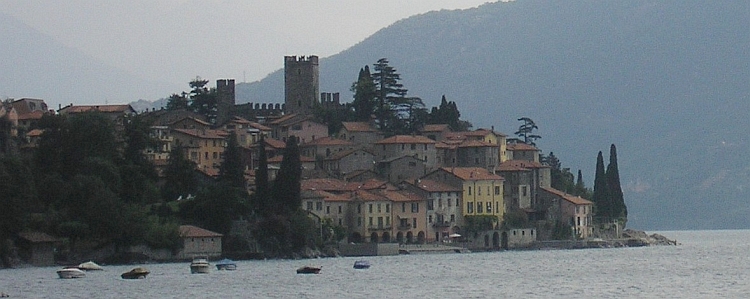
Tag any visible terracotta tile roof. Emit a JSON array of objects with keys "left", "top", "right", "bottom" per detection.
[
  {"left": 268, "top": 113, "right": 298, "bottom": 125},
  {"left": 269, "top": 114, "right": 314, "bottom": 126},
  {"left": 458, "top": 140, "right": 497, "bottom": 148},
  {"left": 351, "top": 178, "right": 390, "bottom": 190},
  {"left": 497, "top": 160, "right": 548, "bottom": 171},
  {"left": 179, "top": 225, "right": 223, "bottom": 238},
  {"left": 325, "top": 148, "right": 374, "bottom": 161},
  {"left": 409, "top": 179, "right": 462, "bottom": 192},
  {"left": 384, "top": 189, "right": 423, "bottom": 202},
  {"left": 435, "top": 142, "right": 455, "bottom": 149},
  {"left": 264, "top": 138, "right": 286, "bottom": 149},
  {"left": 315, "top": 190, "right": 351, "bottom": 202},
  {"left": 230, "top": 116, "right": 252, "bottom": 124},
  {"left": 248, "top": 122, "right": 272, "bottom": 131},
  {"left": 302, "top": 136, "right": 355, "bottom": 147},
  {"left": 352, "top": 190, "right": 388, "bottom": 202},
  {"left": 172, "top": 129, "right": 228, "bottom": 139},
  {"left": 540, "top": 187, "right": 593, "bottom": 205},
  {"left": 421, "top": 124, "right": 450, "bottom": 132},
  {"left": 439, "top": 167, "right": 504, "bottom": 181},
  {"left": 302, "top": 178, "right": 350, "bottom": 192},
  {"left": 17, "top": 110, "right": 45, "bottom": 120},
  {"left": 342, "top": 122, "right": 377, "bottom": 132},
  {"left": 18, "top": 231, "right": 59, "bottom": 243},
  {"left": 507, "top": 142, "right": 539, "bottom": 151},
  {"left": 375, "top": 135, "right": 436, "bottom": 144},
  {"left": 27, "top": 129, "right": 44, "bottom": 137},
  {"left": 268, "top": 155, "right": 315, "bottom": 163},
  {"left": 60, "top": 104, "right": 134, "bottom": 114},
  {"left": 344, "top": 169, "right": 377, "bottom": 180},
  {"left": 379, "top": 155, "right": 424, "bottom": 163}
]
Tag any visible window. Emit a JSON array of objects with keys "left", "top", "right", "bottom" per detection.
[
  {"left": 438, "top": 198, "right": 443, "bottom": 208},
  {"left": 369, "top": 217, "right": 373, "bottom": 226},
  {"left": 205, "top": 152, "right": 208, "bottom": 159},
  {"left": 386, "top": 216, "right": 390, "bottom": 225},
  {"left": 358, "top": 217, "right": 362, "bottom": 226},
  {"left": 456, "top": 198, "right": 460, "bottom": 207},
  {"left": 468, "top": 187, "right": 472, "bottom": 195},
  {"left": 411, "top": 203, "right": 419, "bottom": 213},
  {"left": 428, "top": 200, "right": 434, "bottom": 210},
  {"left": 306, "top": 202, "right": 313, "bottom": 211},
  {"left": 401, "top": 144, "right": 405, "bottom": 150},
  {"left": 447, "top": 198, "right": 452, "bottom": 206},
  {"left": 316, "top": 202, "right": 322, "bottom": 211},
  {"left": 402, "top": 203, "right": 406, "bottom": 212},
  {"left": 339, "top": 218, "right": 342, "bottom": 226},
  {"left": 338, "top": 205, "right": 342, "bottom": 214},
  {"left": 477, "top": 202, "right": 483, "bottom": 213},
  {"left": 377, "top": 203, "right": 381, "bottom": 213},
  {"left": 369, "top": 204, "right": 373, "bottom": 213},
  {"left": 411, "top": 144, "right": 416, "bottom": 150},
  {"left": 357, "top": 204, "right": 361, "bottom": 214},
  {"left": 412, "top": 218, "right": 417, "bottom": 229},
  {"left": 478, "top": 187, "right": 481, "bottom": 196},
  {"left": 386, "top": 204, "right": 390, "bottom": 213},
  {"left": 450, "top": 214, "right": 455, "bottom": 222},
  {"left": 326, "top": 206, "right": 330, "bottom": 214},
  {"left": 424, "top": 144, "right": 428, "bottom": 150},
  {"left": 467, "top": 202, "right": 474, "bottom": 214},
  {"left": 521, "top": 186, "right": 527, "bottom": 197},
  {"left": 495, "top": 186, "right": 500, "bottom": 195},
  {"left": 486, "top": 202, "right": 492, "bottom": 213},
  {"left": 377, "top": 217, "right": 383, "bottom": 228},
  {"left": 428, "top": 215, "right": 433, "bottom": 223}
]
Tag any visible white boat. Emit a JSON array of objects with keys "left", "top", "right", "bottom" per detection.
[
  {"left": 57, "top": 267, "right": 86, "bottom": 279},
  {"left": 190, "top": 258, "right": 211, "bottom": 274},
  {"left": 77, "top": 261, "right": 103, "bottom": 271},
  {"left": 215, "top": 258, "right": 237, "bottom": 271}
]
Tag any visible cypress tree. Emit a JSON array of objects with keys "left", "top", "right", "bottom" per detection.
[
  {"left": 219, "top": 133, "right": 246, "bottom": 189},
  {"left": 254, "top": 136, "right": 270, "bottom": 215},
  {"left": 271, "top": 136, "right": 301, "bottom": 216},
  {"left": 592, "top": 151, "right": 610, "bottom": 221},
  {"left": 606, "top": 144, "right": 627, "bottom": 220}
]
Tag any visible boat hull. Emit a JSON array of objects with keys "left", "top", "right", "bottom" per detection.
[
  {"left": 57, "top": 268, "right": 86, "bottom": 279},
  {"left": 121, "top": 267, "right": 150, "bottom": 279},
  {"left": 296, "top": 266, "right": 321, "bottom": 274}
]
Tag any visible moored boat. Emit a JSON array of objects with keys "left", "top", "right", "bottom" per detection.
[
  {"left": 296, "top": 266, "right": 321, "bottom": 274},
  {"left": 57, "top": 267, "right": 86, "bottom": 279},
  {"left": 215, "top": 258, "right": 237, "bottom": 271},
  {"left": 190, "top": 258, "right": 211, "bottom": 274},
  {"left": 353, "top": 260, "right": 371, "bottom": 269},
  {"left": 121, "top": 267, "right": 150, "bottom": 279},
  {"left": 77, "top": 261, "right": 103, "bottom": 271}
]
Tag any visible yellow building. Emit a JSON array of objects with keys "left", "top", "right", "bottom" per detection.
[
  {"left": 424, "top": 167, "right": 505, "bottom": 225},
  {"left": 171, "top": 129, "right": 228, "bottom": 176}
]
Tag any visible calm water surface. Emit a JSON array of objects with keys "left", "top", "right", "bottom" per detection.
[{"left": 1, "top": 230, "right": 748, "bottom": 298}]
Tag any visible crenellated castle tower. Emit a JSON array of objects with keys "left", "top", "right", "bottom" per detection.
[
  {"left": 216, "top": 79, "right": 235, "bottom": 125},
  {"left": 284, "top": 55, "right": 319, "bottom": 115}
]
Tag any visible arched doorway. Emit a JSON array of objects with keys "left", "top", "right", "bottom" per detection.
[
  {"left": 492, "top": 232, "right": 500, "bottom": 248},
  {"left": 370, "top": 232, "right": 379, "bottom": 243},
  {"left": 349, "top": 232, "right": 362, "bottom": 243},
  {"left": 382, "top": 232, "right": 391, "bottom": 243},
  {"left": 406, "top": 231, "right": 414, "bottom": 243},
  {"left": 484, "top": 234, "right": 490, "bottom": 247},
  {"left": 397, "top": 232, "right": 404, "bottom": 244},
  {"left": 417, "top": 231, "right": 425, "bottom": 244},
  {"left": 501, "top": 231, "right": 509, "bottom": 250}
]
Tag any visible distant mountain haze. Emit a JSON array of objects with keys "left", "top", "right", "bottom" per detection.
[
  {"left": 0, "top": 11, "right": 180, "bottom": 110},
  {"left": 239, "top": 1, "right": 750, "bottom": 230}
]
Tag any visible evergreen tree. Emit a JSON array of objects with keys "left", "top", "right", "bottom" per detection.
[
  {"left": 350, "top": 66, "right": 377, "bottom": 122},
  {"left": 165, "top": 92, "right": 189, "bottom": 111},
  {"left": 575, "top": 170, "right": 589, "bottom": 198},
  {"left": 592, "top": 151, "right": 611, "bottom": 222},
  {"left": 371, "top": 58, "right": 408, "bottom": 135},
  {"left": 427, "top": 95, "right": 472, "bottom": 131},
  {"left": 271, "top": 136, "right": 301, "bottom": 216},
  {"left": 606, "top": 144, "right": 627, "bottom": 221},
  {"left": 162, "top": 143, "right": 198, "bottom": 201},
  {"left": 254, "top": 136, "right": 270, "bottom": 215},
  {"left": 515, "top": 117, "right": 541, "bottom": 146},
  {"left": 188, "top": 77, "right": 218, "bottom": 124},
  {"left": 219, "top": 133, "right": 246, "bottom": 189}
]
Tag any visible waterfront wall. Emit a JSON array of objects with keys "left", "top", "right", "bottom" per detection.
[{"left": 338, "top": 243, "right": 399, "bottom": 256}]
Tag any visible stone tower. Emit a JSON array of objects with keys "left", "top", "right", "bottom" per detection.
[
  {"left": 284, "top": 55, "right": 319, "bottom": 115},
  {"left": 216, "top": 79, "right": 235, "bottom": 125}
]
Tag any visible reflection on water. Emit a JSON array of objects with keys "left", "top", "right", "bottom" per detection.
[{"left": 1, "top": 230, "right": 749, "bottom": 298}]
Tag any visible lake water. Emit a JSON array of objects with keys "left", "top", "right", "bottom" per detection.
[{"left": 1, "top": 230, "right": 749, "bottom": 298}]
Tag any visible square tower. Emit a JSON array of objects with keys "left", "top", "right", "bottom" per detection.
[{"left": 284, "top": 55, "right": 319, "bottom": 115}]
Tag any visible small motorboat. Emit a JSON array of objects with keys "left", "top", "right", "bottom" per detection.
[
  {"left": 57, "top": 267, "right": 86, "bottom": 279},
  {"left": 121, "top": 267, "right": 150, "bottom": 279},
  {"left": 296, "top": 266, "right": 321, "bottom": 274},
  {"left": 215, "top": 258, "right": 237, "bottom": 271},
  {"left": 190, "top": 257, "right": 211, "bottom": 274},
  {"left": 77, "top": 261, "right": 103, "bottom": 271},
  {"left": 353, "top": 260, "right": 371, "bottom": 269}
]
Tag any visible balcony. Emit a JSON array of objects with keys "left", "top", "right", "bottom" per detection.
[
  {"left": 367, "top": 225, "right": 391, "bottom": 231},
  {"left": 433, "top": 221, "right": 451, "bottom": 228},
  {"left": 397, "top": 223, "right": 412, "bottom": 230}
]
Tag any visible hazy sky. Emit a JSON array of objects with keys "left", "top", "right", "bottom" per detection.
[{"left": 2, "top": 0, "right": 494, "bottom": 87}]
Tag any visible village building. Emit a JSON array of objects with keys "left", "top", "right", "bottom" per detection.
[
  {"left": 401, "top": 179, "right": 463, "bottom": 243},
  {"left": 16, "top": 231, "right": 58, "bottom": 266},
  {"left": 337, "top": 121, "right": 382, "bottom": 149},
  {"left": 171, "top": 128, "right": 228, "bottom": 176},
  {"left": 423, "top": 167, "right": 505, "bottom": 227},
  {"left": 177, "top": 225, "right": 223, "bottom": 259},
  {"left": 321, "top": 148, "right": 376, "bottom": 177},
  {"left": 539, "top": 187, "right": 594, "bottom": 239},
  {"left": 267, "top": 114, "right": 327, "bottom": 144},
  {"left": 374, "top": 135, "right": 437, "bottom": 170}
]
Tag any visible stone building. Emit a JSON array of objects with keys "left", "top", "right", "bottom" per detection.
[{"left": 284, "top": 55, "right": 319, "bottom": 115}]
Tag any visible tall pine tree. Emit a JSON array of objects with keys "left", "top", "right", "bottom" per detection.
[
  {"left": 254, "top": 136, "right": 270, "bottom": 216},
  {"left": 606, "top": 144, "right": 627, "bottom": 221},
  {"left": 350, "top": 66, "right": 377, "bottom": 122},
  {"left": 271, "top": 136, "right": 301, "bottom": 216},
  {"left": 592, "top": 151, "right": 611, "bottom": 222},
  {"left": 372, "top": 58, "right": 408, "bottom": 135}
]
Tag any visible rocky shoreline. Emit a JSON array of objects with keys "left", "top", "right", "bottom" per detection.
[{"left": 525, "top": 228, "right": 678, "bottom": 250}]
